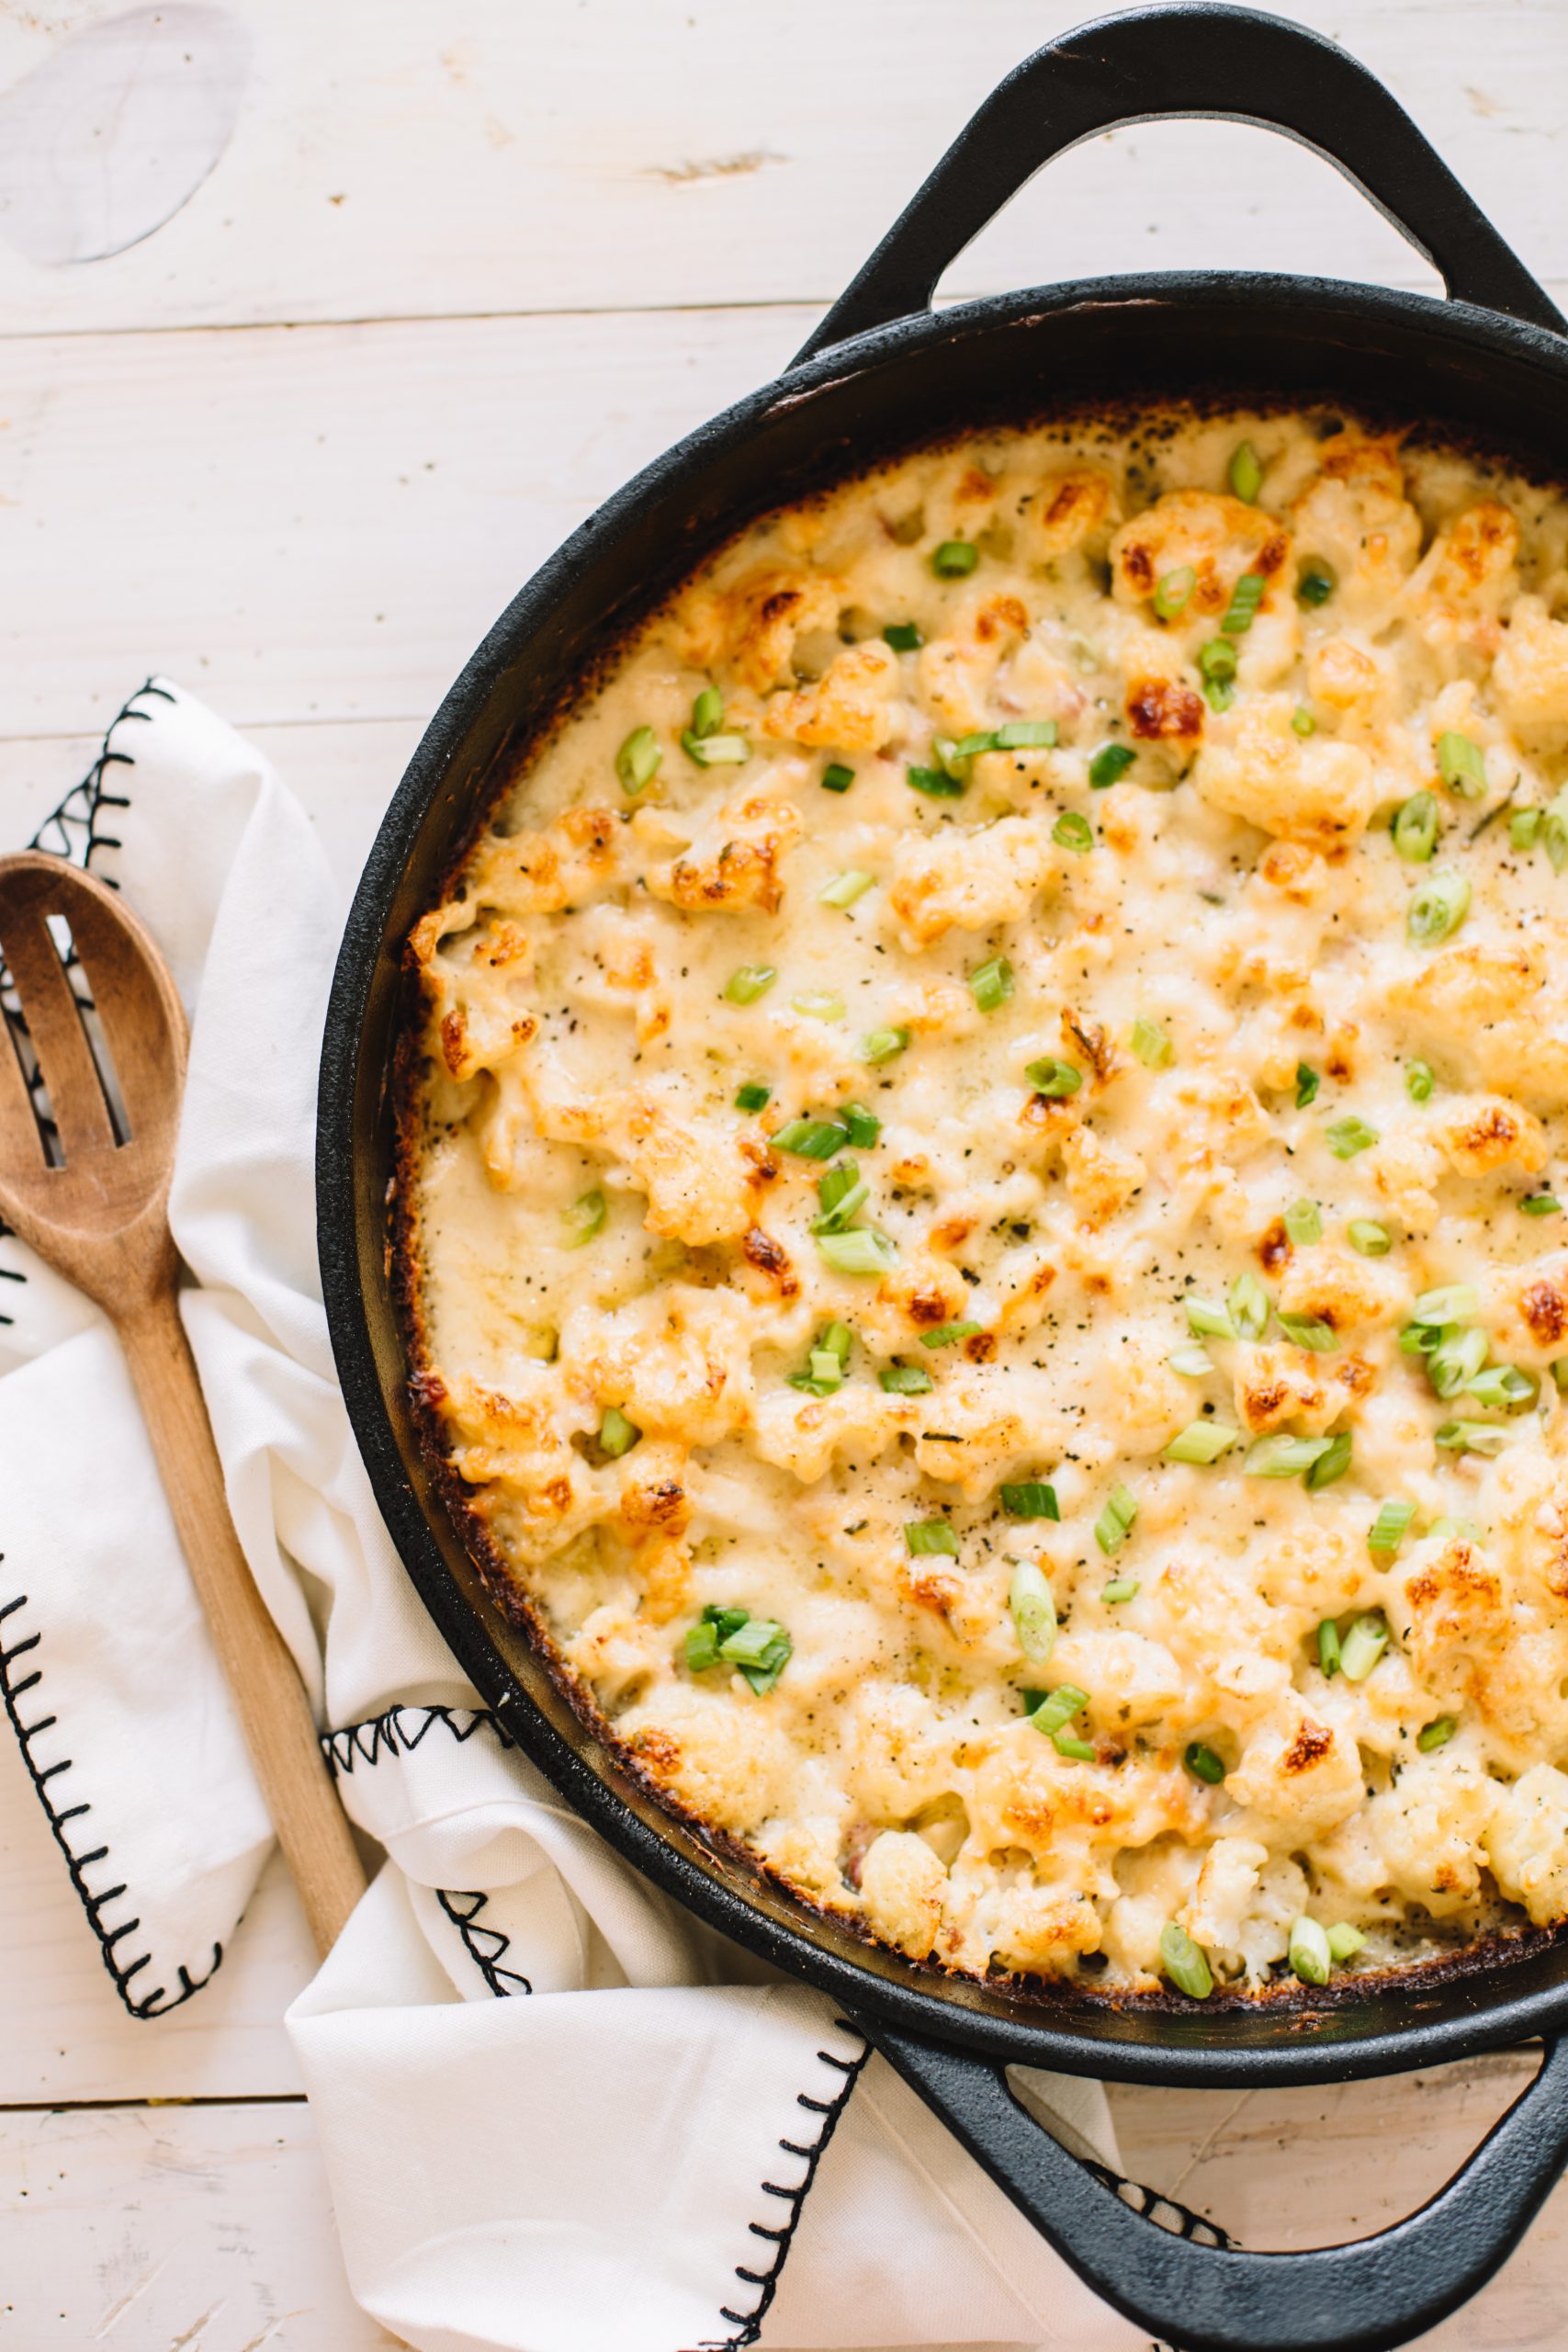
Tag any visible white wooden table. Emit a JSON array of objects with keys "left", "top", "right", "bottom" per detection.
[{"left": 4, "top": 3, "right": 1568, "bottom": 2343}]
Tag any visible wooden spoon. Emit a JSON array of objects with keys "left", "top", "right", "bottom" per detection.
[{"left": 0, "top": 852, "right": 366, "bottom": 1956}]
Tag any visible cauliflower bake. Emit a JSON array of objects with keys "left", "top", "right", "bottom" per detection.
[{"left": 397, "top": 408, "right": 1568, "bottom": 2001}]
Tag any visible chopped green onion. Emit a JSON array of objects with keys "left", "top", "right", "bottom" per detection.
[
  {"left": 734, "top": 1081, "right": 772, "bottom": 1114},
  {"left": 920, "top": 1319, "right": 982, "bottom": 1350},
  {"left": 615, "top": 724, "right": 662, "bottom": 795},
  {"left": 1339, "top": 1612, "right": 1390, "bottom": 1681},
  {"left": 1025, "top": 1057, "right": 1082, "bottom": 1099},
  {"left": 810, "top": 1169, "right": 869, "bottom": 1235},
  {"left": 1028, "top": 1684, "right": 1089, "bottom": 1735},
  {"left": 1522, "top": 1193, "right": 1562, "bottom": 1217},
  {"left": 1348, "top": 1219, "right": 1393, "bottom": 1256},
  {"left": 1165, "top": 1419, "right": 1240, "bottom": 1464},
  {"left": 684, "top": 1604, "right": 749, "bottom": 1672},
  {"left": 1054, "top": 810, "right": 1094, "bottom": 854},
  {"left": 931, "top": 538, "right": 979, "bottom": 577},
  {"left": 1246, "top": 1433, "right": 1332, "bottom": 1479},
  {"left": 840, "top": 1102, "right": 881, "bottom": 1148},
  {"left": 1229, "top": 1271, "right": 1269, "bottom": 1340},
  {"left": 1405, "top": 1060, "right": 1435, "bottom": 1102},
  {"left": 1292, "top": 706, "right": 1316, "bottom": 737},
  {"left": 1228, "top": 440, "right": 1264, "bottom": 503},
  {"left": 1393, "top": 791, "right": 1438, "bottom": 863},
  {"left": 1089, "top": 742, "right": 1136, "bottom": 788},
  {"left": 1101, "top": 1576, "right": 1141, "bottom": 1603},
  {"left": 1132, "top": 1015, "right": 1172, "bottom": 1069},
  {"left": 1154, "top": 566, "right": 1196, "bottom": 620},
  {"left": 879, "top": 1362, "right": 933, "bottom": 1395},
  {"left": 821, "top": 762, "right": 855, "bottom": 794},
  {"left": 951, "top": 730, "right": 998, "bottom": 763},
  {"left": 1009, "top": 1561, "right": 1057, "bottom": 1665},
  {"left": 1413, "top": 1283, "right": 1479, "bottom": 1326},
  {"left": 1296, "top": 1063, "right": 1320, "bottom": 1108},
  {"left": 1305, "top": 1429, "right": 1352, "bottom": 1488},
  {"left": 1510, "top": 806, "right": 1541, "bottom": 850},
  {"left": 1168, "top": 1343, "right": 1214, "bottom": 1377},
  {"left": 1427, "top": 1326, "right": 1490, "bottom": 1399},
  {"left": 1054, "top": 1732, "right": 1098, "bottom": 1761},
  {"left": 1203, "top": 676, "right": 1235, "bottom": 716},
  {"left": 1325, "top": 1115, "right": 1380, "bottom": 1159},
  {"left": 599, "top": 1407, "right": 641, "bottom": 1459},
  {"left": 1545, "top": 786, "right": 1568, "bottom": 873},
  {"left": 818, "top": 1228, "right": 897, "bottom": 1275},
  {"left": 861, "top": 1025, "right": 909, "bottom": 1065},
  {"left": 1326, "top": 1922, "right": 1365, "bottom": 1962},
  {"left": 1094, "top": 1483, "right": 1139, "bottom": 1555},
  {"left": 969, "top": 956, "right": 1015, "bottom": 1013},
  {"left": 1437, "top": 730, "right": 1486, "bottom": 798},
  {"left": 1289, "top": 1916, "right": 1332, "bottom": 1986},
  {"left": 905, "top": 1519, "right": 958, "bottom": 1556},
  {"left": 1285, "top": 1199, "right": 1323, "bottom": 1246},
  {"left": 1368, "top": 1498, "right": 1416, "bottom": 1555},
  {"left": 1430, "top": 1515, "right": 1482, "bottom": 1542},
  {"left": 818, "top": 1321, "right": 853, "bottom": 1367},
  {"left": 804, "top": 1351, "right": 845, "bottom": 1391},
  {"left": 721, "top": 1614, "right": 793, "bottom": 1694},
  {"left": 995, "top": 720, "right": 1060, "bottom": 750},
  {"left": 562, "top": 1189, "right": 606, "bottom": 1248},
  {"left": 1001, "top": 1480, "right": 1060, "bottom": 1521},
  {"left": 724, "top": 964, "right": 776, "bottom": 1005},
  {"left": 1198, "top": 637, "right": 1238, "bottom": 684},
  {"left": 1318, "top": 1618, "right": 1342, "bottom": 1678},
  {"left": 885, "top": 622, "right": 922, "bottom": 651},
  {"left": 682, "top": 729, "right": 750, "bottom": 766},
  {"left": 1279, "top": 1313, "right": 1337, "bottom": 1351},
  {"left": 771, "top": 1116, "right": 850, "bottom": 1159},
  {"left": 1554, "top": 1359, "right": 1568, "bottom": 1392},
  {"left": 908, "top": 764, "right": 965, "bottom": 798},
  {"left": 794, "top": 990, "right": 844, "bottom": 1022},
  {"left": 818, "top": 867, "right": 874, "bottom": 909},
  {"left": 1222, "top": 572, "right": 1266, "bottom": 635},
  {"left": 690, "top": 685, "right": 724, "bottom": 739},
  {"left": 1159, "top": 1922, "right": 1213, "bottom": 1999},
  {"left": 1414, "top": 1713, "right": 1460, "bottom": 1756},
  {"left": 1184, "top": 1741, "right": 1227, "bottom": 1784},
  {"left": 1407, "top": 869, "right": 1471, "bottom": 947},
  {"left": 1466, "top": 1363, "right": 1539, "bottom": 1412},
  {"left": 1186, "top": 1297, "right": 1236, "bottom": 1340},
  {"left": 1297, "top": 560, "right": 1336, "bottom": 607}
]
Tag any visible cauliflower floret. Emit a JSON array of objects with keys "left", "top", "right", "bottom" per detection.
[
  {"left": 1060, "top": 1123, "right": 1146, "bottom": 1228},
  {"left": 1228, "top": 1709, "right": 1364, "bottom": 1843},
  {"left": 1425, "top": 1092, "right": 1549, "bottom": 1180},
  {"left": 1289, "top": 434, "right": 1421, "bottom": 612},
  {"left": 886, "top": 815, "right": 1056, "bottom": 946},
  {"left": 623, "top": 1698, "right": 796, "bottom": 1837},
  {"left": 1193, "top": 697, "right": 1377, "bottom": 845},
  {"left": 859, "top": 1829, "right": 947, "bottom": 1959},
  {"left": 1484, "top": 1764, "right": 1568, "bottom": 1926},
  {"left": 1371, "top": 1767, "right": 1495, "bottom": 1918},
  {"left": 1493, "top": 594, "right": 1568, "bottom": 740},
  {"left": 671, "top": 565, "right": 846, "bottom": 692},
  {"left": 1111, "top": 489, "right": 1290, "bottom": 617},
  {"left": 761, "top": 638, "right": 901, "bottom": 752},
  {"left": 917, "top": 589, "right": 1032, "bottom": 734}
]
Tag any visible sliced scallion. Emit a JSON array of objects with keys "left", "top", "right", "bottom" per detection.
[
  {"left": 1437, "top": 730, "right": 1486, "bottom": 797},
  {"left": 1466, "top": 1363, "right": 1539, "bottom": 1412},
  {"left": 1510, "top": 806, "right": 1541, "bottom": 850},
  {"left": 995, "top": 720, "right": 1059, "bottom": 751},
  {"left": 1132, "top": 1014, "right": 1172, "bottom": 1068},
  {"left": 1228, "top": 440, "right": 1264, "bottom": 503},
  {"left": 724, "top": 964, "right": 776, "bottom": 1004},
  {"left": 1318, "top": 1618, "right": 1342, "bottom": 1678},
  {"left": 1154, "top": 566, "right": 1196, "bottom": 620},
  {"left": 1289, "top": 1916, "right": 1332, "bottom": 1986},
  {"left": 1199, "top": 637, "right": 1238, "bottom": 685},
  {"left": 817, "top": 1227, "right": 897, "bottom": 1275},
  {"left": 1393, "top": 791, "right": 1438, "bottom": 863},
  {"left": 1292, "top": 705, "right": 1316, "bottom": 737},
  {"left": 682, "top": 729, "right": 750, "bottom": 767},
  {"left": 1405, "top": 1060, "right": 1435, "bottom": 1102},
  {"left": 1339, "top": 1611, "right": 1389, "bottom": 1681},
  {"left": 1028, "top": 1683, "right": 1089, "bottom": 1736},
  {"left": 1326, "top": 1922, "right": 1365, "bottom": 1962},
  {"left": 615, "top": 724, "right": 661, "bottom": 795},
  {"left": 920, "top": 1318, "right": 982, "bottom": 1349},
  {"left": 818, "top": 867, "right": 874, "bottom": 909},
  {"left": 1348, "top": 1219, "right": 1392, "bottom": 1256},
  {"left": 1025, "top": 1057, "right": 1082, "bottom": 1098},
  {"left": 1279, "top": 1313, "right": 1337, "bottom": 1351},
  {"left": 1246, "top": 1433, "right": 1332, "bottom": 1479},
  {"left": 599, "top": 1407, "right": 641, "bottom": 1459},
  {"left": 1417, "top": 1715, "right": 1458, "bottom": 1753},
  {"left": 1009, "top": 1561, "right": 1057, "bottom": 1665},
  {"left": 1305, "top": 1429, "right": 1352, "bottom": 1488},
  {"left": 1427, "top": 1325, "right": 1489, "bottom": 1398},
  {"left": 1325, "top": 1115, "right": 1380, "bottom": 1159},
  {"left": 931, "top": 538, "right": 979, "bottom": 577},
  {"left": 1089, "top": 742, "right": 1136, "bottom": 787},
  {"left": 840, "top": 1102, "right": 881, "bottom": 1148},
  {"left": 879, "top": 1362, "right": 932, "bottom": 1395},
  {"left": 861, "top": 1025, "right": 909, "bottom": 1065},
  {"left": 1285, "top": 1198, "right": 1323, "bottom": 1246},
  {"left": 1297, "top": 560, "right": 1336, "bottom": 607},
  {"left": 1184, "top": 1741, "right": 1226, "bottom": 1784},
  {"left": 1407, "top": 868, "right": 1471, "bottom": 947},
  {"left": 1186, "top": 1297, "right": 1236, "bottom": 1340},
  {"left": 562, "top": 1189, "right": 606, "bottom": 1248},
  {"left": 1101, "top": 1576, "right": 1140, "bottom": 1602},
  {"left": 1368, "top": 1498, "right": 1416, "bottom": 1555},
  {"left": 884, "top": 622, "right": 922, "bottom": 651},
  {"left": 1545, "top": 786, "right": 1568, "bottom": 872},
  {"left": 1296, "top": 1063, "right": 1320, "bottom": 1108},
  {"left": 1229, "top": 1271, "right": 1270, "bottom": 1340},
  {"left": 969, "top": 955, "right": 1014, "bottom": 1013},
  {"left": 1222, "top": 571, "right": 1266, "bottom": 635},
  {"left": 821, "top": 761, "right": 855, "bottom": 794},
  {"left": 770, "top": 1115, "right": 850, "bottom": 1160},
  {"left": 906, "top": 1519, "right": 958, "bottom": 1555},
  {"left": 1054, "top": 1732, "right": 1097, "bottom": 1761},
  {"left": 1094, "top": 1483, "right": 1139, "bottom": 1555},
  {"left": 1054, "top": 810, "right": 1093, "bottom": 854},
  {"left": 1522, "top": 1193, "right": 1562, "bottom": 1217},
  {"left": 1168, "top": 1343, "right": 1214, "bottom": 1377},
  {"left": 1413, "top": 1283, "right": 1479, "bottom": 1326},
  {"left": 793, "top": 989, "right": 844, "bottom": 1022},
  {"left": 690, "top": 685, "right": 724, "bottom": 739},
  {"left": 1159, "top": 1922, "right": 1213, "bottom": 1999},
  {"left": 1165, "top": 1419, "right": 1239, "bottom": 1464},
  {"left": 908, "top": 763, "right": 965, "bottom": 798},
  {"left": 734, "top": 1081, "right": 772, "bottom": 1113},
  {"left": 1001, "top": 1480, "right": 1060, "bottom": 1521}
]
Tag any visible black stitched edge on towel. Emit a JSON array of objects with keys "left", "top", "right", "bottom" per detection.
[
  {"left": 0, "top": 684, "right": 227, "bottom": 2018},
  {"left": 0, "top": 1589, "right": 222, "bottom": 2018},
  {"left": 704, "top": 2017, "right": 872, "bottom": 2349},
  {"left": 321, "top": 1702, "right": 514, "bottom": 1776},
  {"left": 435, "top": 1888, "right": 534, "bottom": 1998}
]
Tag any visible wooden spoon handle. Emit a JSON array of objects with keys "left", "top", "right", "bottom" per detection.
[{"left": 118, "top": 1289, "right": 367, "bottom": 1956}]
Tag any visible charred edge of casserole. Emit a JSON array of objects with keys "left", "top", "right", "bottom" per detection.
[
  {"left": 386, "top": 1071, "right": 1568, "bottom": 2010},
  {"left": 381, "top": 392, "right": 1568, "bottom": 2011},
  {"left": 424, "top": 390, "right": 1568, "bottom": 886}
]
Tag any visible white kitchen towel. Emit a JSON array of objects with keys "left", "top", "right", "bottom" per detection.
[{"left": 0, "top": 679, "right": 1161, "bottom": 2352}]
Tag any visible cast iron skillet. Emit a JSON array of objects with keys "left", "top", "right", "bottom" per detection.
[{"left": 319, "top": 8, "right": 1568, "bottom": 2345}]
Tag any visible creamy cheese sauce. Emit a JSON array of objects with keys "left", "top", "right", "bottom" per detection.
[{"left": 400, "top": 407, "right": 1568, "bottom": 1996}]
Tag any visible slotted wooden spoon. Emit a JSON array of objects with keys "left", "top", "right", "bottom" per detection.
[{"left": 0, "top": 851, "right": 366, "bottom": 1955}]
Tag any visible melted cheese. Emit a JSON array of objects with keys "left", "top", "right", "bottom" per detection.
[{"left": 401, "top": 408, "right": 1568, "bottom": 1996}]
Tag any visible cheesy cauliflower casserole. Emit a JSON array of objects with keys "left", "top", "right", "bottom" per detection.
[{"left": 400, "top": 407, "right": 1568, "bottom": 2001}]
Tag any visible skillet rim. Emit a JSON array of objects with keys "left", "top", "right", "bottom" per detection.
[{"left": 319, "top": 266, "right": 1568, "bottom": 2086}]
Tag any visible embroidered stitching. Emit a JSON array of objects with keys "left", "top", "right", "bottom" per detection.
[
  {"left": 321, "top": 1702, "right": 513, "bottom": 1776},
  {"left": 705, "top": 2017, "right": 872, "bottom": 2347},
  {"left": 435, "top": 1888, "right": 533, "bottom": 1998},
  {"left": 0, "top": 1590, "right": 221, "bottom": 2018}
]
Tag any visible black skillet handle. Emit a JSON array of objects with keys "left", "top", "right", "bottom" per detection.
[
  {"left": 794, "top": 1, "right": 1564, "bottom": 366},
  {"left": 866, "top": 2022, "right": 1568, "bottom": 2352}
]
